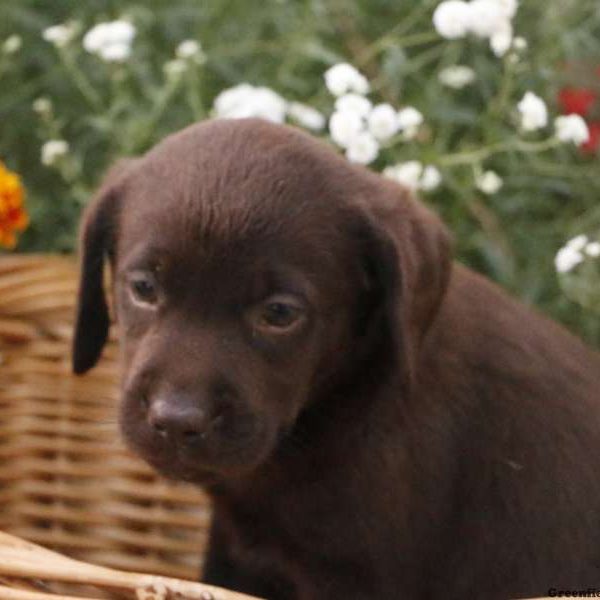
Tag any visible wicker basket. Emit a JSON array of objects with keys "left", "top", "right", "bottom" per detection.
[
  {"left": 0, "top": 254, "right": 227, "bottom": 594},
  {"left": 0, "top": 255, "right": 556, "bottom": 600}
]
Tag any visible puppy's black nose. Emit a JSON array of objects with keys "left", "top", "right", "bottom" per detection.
[{"left": 147, "top": 397, "right": 208, "bottom": 445}]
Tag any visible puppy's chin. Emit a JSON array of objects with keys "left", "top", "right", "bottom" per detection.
[{"left": 139, "top": 456, "right": 229, "bottom": 489}]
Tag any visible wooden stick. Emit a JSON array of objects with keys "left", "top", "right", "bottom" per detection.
[
  {"left": 0, "top": 531, "right": 263, "bottom": 600},
  {"left": 0, "top": 585, "right": 86, "bottom": 600}
]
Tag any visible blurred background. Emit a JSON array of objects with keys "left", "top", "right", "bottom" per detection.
[{"left": 1, "top": 0, "right": 599, "bottom": 344}]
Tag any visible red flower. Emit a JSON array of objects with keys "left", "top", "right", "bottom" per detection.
[
  {"left": 580, "top": 121, "right": 600, "bottom": 155},
  {"left": 558, "top": 87, "right": 597, "bottom": 117}
]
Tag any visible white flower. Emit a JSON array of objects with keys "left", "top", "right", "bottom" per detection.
[
  {"left": 439, "top": 65, "right": 476, "bottom": 89},
  {"left": 567, "top": 234, "right": 588, "bottom": 252},
  {"left": 507, "top": 54, "right": 520, "bottom": 66},
  {"left": 287, "top": 102, "right": 325, "bottom": 131},
  {"left": 83, "top": 20, "right": 136, "bottom": 62},
  {"left": 383, "top": 161, "right": 440, "bottom": 191},
  {"left": 329, "top": 110, "right": 365, "bottom": 148},
  {"left": 555, "top": 115, "right": 590, "bottom": 145},
  {"left": 421, "top": 166, "right": 442, "bottom": 191},
  {"left": 367, "top": 104, "right": 399, "bottom": 141},
  {"left": 99, "top": 42, "right": 131, "bottom": 61},
  {"left": 585, "top": 242, "right": 600, "bottom": 258},
  {"left": 555, "top": 233, "right": 591, "bottom": 273},
  {"left": 214, "top": 83, "right": 254, "bottom": 116},
  {"left": 32, "top": 97, "right": 52, "bottom": 115},
  {"left": 246, "top": 87, "right": 287, "bottom": 123},
  {"left": 397, "top": 107, "right": 424, "bottom": 139},
  {"left": 476, "top": 170, "right": 503, "bottom": 194},
  {"left": 495, "top": 0, "right": 519, "bottom": 19},
  {"left": 163, "top": 59, "right": 187, "bottom": 77},
  {"left": 176, "top": 39, "right": 201, "bottom": 59},
  {"left": 324, "top": 63, "right": 369, "bottom": 96},
  {"left": 397, "top": 107, "right": 423, "bottom": 129},
  {"left": 513, "top": 36, "right": 527, "bottom": 50},
  {"left": 84, "top": 21, "right": 136, "bottom": 50},
  {"left": 517, "top": 92, "right": 548, "bottom": 131},
  {"left": 213, "top": 84, "right": 287, "bottom": 123},
  {"left": 468, "top": 0, "right": 511, "bottom": 38},
  {"left": 3, "top": 35, "right": 22, "bottom": 54},
  {"left": 433, "top": 0, "right": 518, "bottom": 43},
  {"left": 335, "top": 94, "right": 372, "bottom": 118},
  {"left": 555, "top": 245, "right": 584, "bottom": 273},
  {"left": 433, "top": 1, "right": 472, "bottom": 39},
  {"left": 41, "top": 140, "right": 69, "bottom": 166},
  {"left": 384, "top": 161, "right": 423, "bottom": 190},
  {"left": 490, "top": 23, "right": 513, "bottom": 57},
  {"left": 346, "top": 132, "right": 379, "bottom": 165},
  {"left": 43, "top": 22, "right": 78, "bottom": 48}
]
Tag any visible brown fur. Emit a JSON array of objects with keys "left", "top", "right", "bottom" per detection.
[{"left": 73, "top": 118, "right": 600, "bottom": 599}]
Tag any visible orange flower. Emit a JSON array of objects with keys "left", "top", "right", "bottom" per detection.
[{"left": 0, "top": 161, "right": 29, "bottom": 249}]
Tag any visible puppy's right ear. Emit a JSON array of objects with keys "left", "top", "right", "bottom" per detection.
[
  {"left": 72, "top": 161, "right": 132, "bottom": 374},
  {"left": 353, "top": 179, "right": 453, "bottom": 394}
]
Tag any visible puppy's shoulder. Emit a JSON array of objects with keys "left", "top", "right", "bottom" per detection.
[{"left": 426, "top": 262, "right": 600, "bottom": 395}]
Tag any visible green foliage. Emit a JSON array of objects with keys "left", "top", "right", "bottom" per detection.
[{"left": 0, "top": 0, "right": 599, "bottom": 344}]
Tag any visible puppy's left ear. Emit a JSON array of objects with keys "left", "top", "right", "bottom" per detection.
[
  {"left": 356, "top": 180, "right": 453, "bottom": 392},
  {"left": 72, "top": 160, "right": 132, "bottom": 375}
]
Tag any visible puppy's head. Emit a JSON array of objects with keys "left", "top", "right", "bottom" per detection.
[{"left": 73, "top": 119, "right": 451, "bottom": 485}]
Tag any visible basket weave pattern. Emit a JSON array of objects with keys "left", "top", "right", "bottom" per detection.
[{"left": 0, "top": 255, "right": 210, "bottom": 581}]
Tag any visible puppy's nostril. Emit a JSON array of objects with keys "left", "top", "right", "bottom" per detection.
[
  {"left": 183, "top": 429, "right": 203, "bottom": 441},
  {"left": 153, "top": 421, "right": 167, "bottom": 435},
  {"left": 147, "top": 397, "right": 209, "bottom": 444}
]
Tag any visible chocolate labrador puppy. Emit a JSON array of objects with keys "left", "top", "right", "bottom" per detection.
[{"left": 73, "top": 118, "right": 600, "bottom": 600}]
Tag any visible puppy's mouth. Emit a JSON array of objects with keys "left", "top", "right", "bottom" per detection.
[
  {"left": 140, "top": 453, "right": 224, "bottom": 488},
  {"left": 119, "top": 404, "right": 279, "bottom": 486},
  {"left": 142, "top": 442, "right": 271, "bottom": 485}
]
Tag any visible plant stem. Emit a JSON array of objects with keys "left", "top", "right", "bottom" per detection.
[
  {"left": 358, "top": 0, "right": 439, "bottom": 65},
  {"left": 357, "top": 31, "right": 440, "bottom": 68},
  {"left": 487, "top": 55, "right": 518, "bottom": 119},
  {"left": 187, "top": 64, "right": 205, "bottom": 121},
  {"left": 127, "top": 77, "right": 183, "bottom": 153},
  {"left": 58, "top": 48, "right": 103, "bottom": 112},
  {"left": 439, "top": 137, "right": 563, "bottom": 166}
]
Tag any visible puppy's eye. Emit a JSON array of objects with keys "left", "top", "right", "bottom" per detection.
[
  {"left": 129, "top": 272, "right": 158, "bottom": 305},
  {"left": 263, "top": 302, "right": 299, "bottom": 327},
  {"left": 251, "top": 295, "right": 306, "bottom": 334}
]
